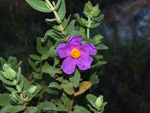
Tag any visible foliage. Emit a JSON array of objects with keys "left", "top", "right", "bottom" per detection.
[{"left": 0, "top": 0, "right": 107, "bottom": 112}]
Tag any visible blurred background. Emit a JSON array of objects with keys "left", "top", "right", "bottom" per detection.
[{"left": 0, "top": 0, "right": 150, "bottom": 113}]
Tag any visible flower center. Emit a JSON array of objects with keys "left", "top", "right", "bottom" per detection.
[{"left": 71, "top": 49, "right": 81, "bottom": 59}]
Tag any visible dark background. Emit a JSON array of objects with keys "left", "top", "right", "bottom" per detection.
[{"left": 0, "top": 0, "right": 150, "bottom": 113}]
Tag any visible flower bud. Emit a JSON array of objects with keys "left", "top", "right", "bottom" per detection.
[
  {"left": 28, "top": 85, "right": 38, "bottom": 95},
  {"left": 2, "top": 64, "right": 16, "bottom": 81},
  {"left": 95, "top": 95, "right": 103, "bottom": 108}
]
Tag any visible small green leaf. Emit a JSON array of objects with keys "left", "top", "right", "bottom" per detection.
[
  {"left": 61, "top": 83, "right": 74, "bottom": 95},
  {"left": 41, "top": 54, "right": 49, "bottom": 60},
  {"left": 22, "top": 76, "right": 30, "bottom": 91},
  {"left": 37, "top": 102, "right": 56, "bottom": 110},
  {"left": 69, "top": 69, "right": 80, "bottom": 88},
  {"left": 0, "top": 94, "right": 11, "bottom": 107},
  {"left": 47, "top": 66, "right": 62, "bottom": 78},
  {"left": 73, "top": 105, "right": 90, "bottom": 113},
  {"left": 68, "top": 20, "right": 76, "bottom": 34},
  {"left": 5, "top": 85, "right": 16, "bottom": 92},
  {"left": 30, "top": 54, "right": 42, "bottom": 61},
  {"left": 26, "top": 0, "right": 52, "bottom": 13},
  {"left": 27, "top": 106, "right": 38, "bottom": 113},
  {"left": 36, "top": 37, "right": 49, "bottom": 54},
  {"left": 0, "top": 71, "right": 16, "bottom": 86},
  {"left": 49, "top": 82, "right": 61, "bottom": 89},
  {"left": 92, "top": 14, "right": 104, "bottom": 22},
  {"left": 45, "top": 18, "right": 61, "bottom": 24},
  {"left": 74, "top": 13, "right": 85, "bottom": 27},
  {"left": 62, "top": 15, "right": 71, "bottom": 30},
  {"left": 57, "top": 0, "right": 66, "bottom": 20},
  {"left": 28, "top": 58, "right": 40, "bottom": 72},
  {"left": 92, "top": 61, "right": 107, "bottom": 68},
  {"left": 44, "top": 30, "right": 60, "bottom": 41},
  {"left": 89, "top": 20, "right": 103, "bottom": 28},
  {"left": 48, "top": 46, "right": 56, "bottom": 57},
  {"left": 89, "top": 74, "right": 99, "bottom": 86},
  {"left": 68, "top": 30, "right": 81, "bottom": 39},
  {"left": 33, "top": 72, "right": 42, "bottom": 80},
  {"left": 0, "top": 57, "right": 6, "bottom": 69},
  {"left": 55, "top": 40, "right": 66, "bottom": 48},
  {"left": 7, "top": 56, "right": 17, "bottom": 70},
  {"left": 93, "top": 34, "right": 103, "bottom": 44},
  {"left": 82, "top": 38, "right": 97, "bottom": 45},
  {"left": 53, "top": 0, "right": 62, "bottom": 11},
  {"left": 96, "top": 44, "right": 109, "bottom": 50},
  {"left": 0, "top": 106, "right": 26, "bottom": 113},
  {"left": 86, "top": 94, "right": 97, "bottom": 105}
]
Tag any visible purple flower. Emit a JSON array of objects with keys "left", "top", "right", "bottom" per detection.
[{"left": 56, "top": 35, "right": 97, "bottom": 74}]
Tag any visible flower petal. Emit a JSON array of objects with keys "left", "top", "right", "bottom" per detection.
[
  {"left": 67, "top": 35, "right": 82, "bottom": 46},
  {"left": 62, "top": 56, "right": 77, "bottom": 74},
  {"left": 56, "top": 43, "right": 72, "bottom": 58},
  {"left": 80, "top": 42, "right": 97, "bottom": 55},
  {"left": 77, "top": 54, "right": 93, "bottom": 70}
]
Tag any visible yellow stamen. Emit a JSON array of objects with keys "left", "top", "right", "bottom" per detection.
[{"left": 71, "top": 49, "right": 81, "bottom": 59}]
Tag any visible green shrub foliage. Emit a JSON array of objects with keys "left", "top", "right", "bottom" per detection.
[{"left": 0, "top": 0, "right": 107, "bottom": 112}]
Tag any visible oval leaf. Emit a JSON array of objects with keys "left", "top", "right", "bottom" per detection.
[{"left": 26, "top": 0, "right": 52, "bottom": 13}]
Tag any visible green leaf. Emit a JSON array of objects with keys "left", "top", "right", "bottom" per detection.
[
  {"left": 0, "top": 94, "right": 11, "bottom": 107},
  {"left": 48, "top": 46, "right": 56, "bottom": 57},
  {"left": 62, "top": 15, "right": 71, "bottom": 30},
  {"left": 53, "top": 0, "right": 62, "bottom": 11},
  {"left": 73, "top": 105, "right": 90, "bottom": 113},
  {"left": 27, "top": 106, "right": 38, "bottom": 113},
  {"left": 41, "top": 54, "right": 49, "bottom": 60},
  {"left": 30, "top": 54, "right": 42, "bottom": 61},
  {"left": 0, "top": 57, "right": 6, "bottom": 69},
  {"left": 92, "top": 61, "right": 107, "bottom": 68},
  {"left": 17, "top": 78, "right": 24, "bottom": 91},
  {"left": 22, "top": 76, "right": 30, "bottom": 91},
  {"left": 82, "top": 38, "right": 97, "bottom": 45},
  {"left": 96, "top": 44, "right": 109, "bottom": 50},
  {"left": 89, "top": 20, "right": 103, "bottom": 28},
  {"left": 69, "top": 69, "right": 80, "bottom": 88},
  {"left": 33, "top": 72, "right": 42, "bottom": 80},
  {"left": 68, "top": 30, "right": 81, "bottom": 39},
  {"left": 61, "top": 83, "right": 74, "bottom": 95},
  {"left": 49, "top": 82, "right": 61, "bottom": 89},
  {"left": 36, "top": 37, "right": 49, "bottom": 54},
  {"left": 93, "top": 55, "right": 103, "bottom": 61},
  {"left": 93, "top": 34, "right": 103, "bottom": 44},
  {"left": 0, "top": 106, "right": 26, "bottom": 113},
  {"left": 92, "top": 14, "right": 104, "bottom": 22},
  {"left": 55, "top": 40, "right": 66, "bottom": 48},
  {"left": 7, "top": 56, "right": 17, "bottom": 70},
  {"left": 68, "top": 20, "right": 76, "bottom": 34},
  {"left": 47, "top": 66, "right": 62, "bottom": 78},
  {"left": 62, "top": 93, "right": 72, "bottom": 111},
  {"left": 26, "top": 0, "right": 52, "bottom": 13},
  {"left": 0, "top": 71, "right": 16, "bottom": 86},
  {"left": 74, "top": 13, "right": 85, "bottom": 27},
  {"left": 86, "top": 94, "right": 97, "bottom": 105},
  {"left": 45, "top": 18, "right": 61, "bottom": 24},
  {"left": 28, "top": 58, "right": 40, "bottom": 72},
  {"left": 57, "top": 0, "right": 66, "bottom": 20},
  {"left": 37, "top": 102, "right": 56, "bottom": 110},
  {"left": 5, "top": 85, "right": 16, "bottom": 92},
  {"left": 89, "top": 74, "right": 99, "bottom": 86},
  {"left": 54, "top": 57, "right": 60, "bottom": 67},
  {"left": 55, "top": 102, "right": 66, "bottom": 111},
  {"left": 44, "top": 30, "right": 60, "bottom": 41}
]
